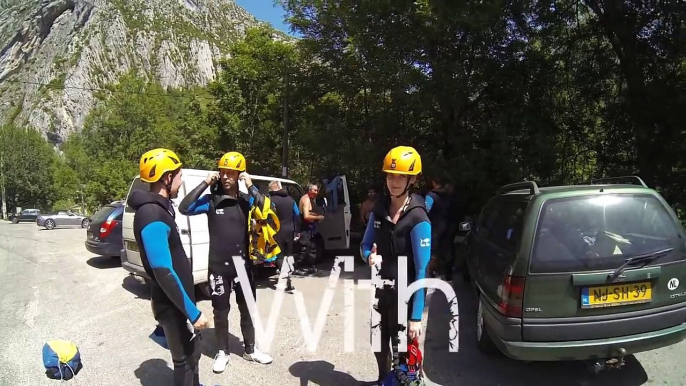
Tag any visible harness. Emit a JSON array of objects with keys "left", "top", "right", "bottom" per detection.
[{"left": 248, "top": 196, "right": 281, "bottom": 264}]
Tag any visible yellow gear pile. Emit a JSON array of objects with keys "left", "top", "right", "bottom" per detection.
[{"left": 248, "top": 196, "right": 281, "bottom": 264}]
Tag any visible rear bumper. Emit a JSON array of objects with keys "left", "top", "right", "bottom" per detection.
[
  {"left": 85, "top": 240, "right": 121, "bottom": 257},
  {"left": 494, "top": 322, "right": 686, "bottom": 361}
]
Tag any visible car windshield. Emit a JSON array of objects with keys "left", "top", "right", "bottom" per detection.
[{"left": 530, "top": 194, "right": 686, "bottom": 273}]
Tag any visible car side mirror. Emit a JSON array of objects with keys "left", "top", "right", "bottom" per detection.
[{"left": 459, "top": 222, "right": 472, "bottom": 232}]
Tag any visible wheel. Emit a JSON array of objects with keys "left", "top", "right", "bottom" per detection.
[
  {"left": 81, "top": 218, "right": 89, "bottom": 228},
  {"left": 476, "top": 297, "right": 498, "bottom": 354},
  {"left": 44, "top": 219, "right": 55, "bottom": 230},
  {"left": 11, "top": 217, "right": 18, "bottom": 224}
]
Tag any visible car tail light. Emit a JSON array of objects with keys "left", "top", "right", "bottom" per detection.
[
  {"left": 498, "top": 275, "right": 525, "bottom": 317},
  {"left": 100, "top": 220, "right": 118, "bottom": 239}
]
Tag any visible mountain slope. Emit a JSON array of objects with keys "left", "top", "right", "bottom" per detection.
[{"left": 0, "top": 0, "right": 261, "bottom": 143}]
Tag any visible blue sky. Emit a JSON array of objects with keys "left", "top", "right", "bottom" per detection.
[{"left": 235, "top": 0, "right": 301, "bottom": 37}]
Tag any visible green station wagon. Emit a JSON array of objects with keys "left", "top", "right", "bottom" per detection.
[{"left": 463, "top": 176, "right": 686, "bottom": 370}]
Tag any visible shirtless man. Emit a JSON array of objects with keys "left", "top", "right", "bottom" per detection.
[{"left": 296, "top": 183, "right": 325, "bottom": 275}]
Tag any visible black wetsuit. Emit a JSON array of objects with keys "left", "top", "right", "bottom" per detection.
[
  {"left": 360, "top": 193, "right": 432, "bottom": 382},
  {"left": 268, "top": 189, "right": 301, "bottom": 269},
  {"left": 129, "top": 190, "right": 201, "bottom": 386},
  {"left": 179, "top": 182, "right": 267, "bottom": 355}
]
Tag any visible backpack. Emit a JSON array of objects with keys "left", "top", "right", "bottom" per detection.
[{"left": 42, "top": 340, "right": 83, "bottom": 380}]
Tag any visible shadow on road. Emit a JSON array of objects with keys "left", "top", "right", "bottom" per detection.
[
  {"left": 421, "top": 279, "right": 649, "bottom": 386},
  {"left": 86, "top": 256, "right": 121, "bottom": 269},
  {"left": 197, "top": 328, "right": 244, "bottom": 359},
  {"left": 122, "top": 275, "right": 151, "bottom": 300},
  {"left": 289, "top": 360, "right": 363, "bottom": 386},
  {"left": 134, "top": 358, "right": 173, "bottom": 386}
]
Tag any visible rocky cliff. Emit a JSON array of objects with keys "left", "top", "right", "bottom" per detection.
[{"left": 0, "top": 0, "right": 261, "bottom": 143}]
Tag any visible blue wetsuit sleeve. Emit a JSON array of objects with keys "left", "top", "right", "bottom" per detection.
[
  {"left": 360, "top": 212, "right": 376, "bottom": 262},
  {"left": 141, "top": 221, "right": 201, "bottom": 323},
  {"left": 178, "top": 181, "right": 211, "bottom": 215},
  {"left": 293, "top": 201, "right": 301, "bottom": 233},
  {"left": 425, "top": 193, "right": 435, "bottom": 213},
  {"left": 409, "top": 220, "right": 432, "bottom": 321}
]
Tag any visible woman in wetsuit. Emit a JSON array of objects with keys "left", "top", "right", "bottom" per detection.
[{"left": 360, "top": 146, "right": 432, "bottom": 384}]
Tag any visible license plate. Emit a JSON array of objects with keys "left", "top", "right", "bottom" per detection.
[{"left": 581, "top": 282, "right": 652, "bottom": 309}]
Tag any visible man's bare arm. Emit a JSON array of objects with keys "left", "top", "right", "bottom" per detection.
[{"left": 301, "top": 196, "right": 323, "bottom": 222}]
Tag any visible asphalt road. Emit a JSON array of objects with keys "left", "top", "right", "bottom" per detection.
[{"left": 0, "top": 220, "right": 685, "bottom": 385}]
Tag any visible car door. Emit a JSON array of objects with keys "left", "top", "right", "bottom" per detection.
[
  {"left": 20, "top": 210, "right": 32, "bottom": 222},
  {"left": 313, "top": 175, "right": 351, "bottom": 250}
]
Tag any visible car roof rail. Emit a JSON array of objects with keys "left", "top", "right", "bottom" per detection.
[
  {"left": 589, "top": 176, "right": 647, "bottom": 188},
  {"left": 498, "top": 181, "right": 540, "bottom": 195}
]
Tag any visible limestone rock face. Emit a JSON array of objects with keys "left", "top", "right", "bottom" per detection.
[{"left": 0, "top": 0, "right": 260, "bottom": 143}]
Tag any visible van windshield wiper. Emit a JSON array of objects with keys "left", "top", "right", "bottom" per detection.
[{"left": 608, "top": 247, "right": 674, "bottom": 282}]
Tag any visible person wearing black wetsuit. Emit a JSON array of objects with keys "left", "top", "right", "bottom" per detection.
[
  {"left": 296, "top": 184, "right": 324, "bottom": 275},
  {"left": 129, "top": 148, "right": 210, "bottom": 386},
  {"left": 178, "top": 151, "right": 273, "bottom": 375},
  {"left": 361, "top": 146, "right": 431, "bottom": 385},
  {"left": 268, "top": 180, "right": 300, "bottom": 292},
  {"left": 425, "top": 178, "right": 451, "bottom": 279}
]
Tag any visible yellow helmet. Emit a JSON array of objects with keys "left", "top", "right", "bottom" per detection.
[
  {"left": 382, "top": 146, "right": 422, "bottom": 176},
  {"left": 139, "top": 148, "right": 182, "bottom": 183},
  {"left": 218, "top": 151, "right": 246, "bottom": 172}
]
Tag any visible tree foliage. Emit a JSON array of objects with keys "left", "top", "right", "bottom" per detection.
[{"left": 1, "top": 1, "right": 684, "bottom": 221}]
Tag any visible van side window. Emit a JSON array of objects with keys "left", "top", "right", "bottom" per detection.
[{"left": 488, "top": 201, "right": 528, "bottom": 252}]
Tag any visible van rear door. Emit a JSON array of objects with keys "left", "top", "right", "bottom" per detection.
[
  {"left": 522, "top": 191, "right": 686, "bottom": 342},
  {"left": 315, "top": 175, "right": 351, "bottom": 250}
]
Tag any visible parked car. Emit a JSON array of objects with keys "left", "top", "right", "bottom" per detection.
[
  {"left": 85, "top": 201, "right": 124, "bottom": 258},
  {"left": 37, "top": 210, "right": 89, "bottom": 230},
  {"left": 9, "top": 209, "right": 40, "bottom": 223},
  {"left": 463, "top": 176, "right": 686, "bottom": 372},
  {"left": 121, "top": 168, "right": 352, "bottom": 296}
]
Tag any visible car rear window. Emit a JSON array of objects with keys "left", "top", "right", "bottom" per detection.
[
  {"left": 530, "top": 194, "right": 686, "bottom": 273},
  {"left": 91, "top": 205, "right": 119, "bottom": 223}
]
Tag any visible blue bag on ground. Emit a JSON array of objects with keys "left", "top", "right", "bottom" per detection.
[{"left": 42, "top": 340, "right": 83, "bottom": 380}]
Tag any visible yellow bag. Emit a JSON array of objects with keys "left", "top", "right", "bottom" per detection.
[{"left": 248, "top": 196, "right": 281, "bottom": 264}]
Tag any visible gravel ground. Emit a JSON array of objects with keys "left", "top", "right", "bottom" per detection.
[{"left": 0, "top": 220, "right": 684, "bottom": 385}]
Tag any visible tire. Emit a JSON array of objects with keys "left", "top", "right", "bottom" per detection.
[
  {"left": 476, "top": 296, "right": 498, "bottom": 355},
  {"left": 11, "top": 217, "right": 18, "bottom": 224},
  {"left": 81, "top": 218, "right": 89, "bottom": 228},
  {"left": 44, "top": 219, "right": 55, "bottom": 230}
]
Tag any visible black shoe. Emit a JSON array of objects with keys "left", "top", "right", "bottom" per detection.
[
  {"left": 286, "top": 279, "right": 295, "bottom": 292},
  {"left": 307, "top": 267, "right": 317, "bottom": 276},
  {"left": 293, "top": 269, "right": 309, "bottom": 276}
]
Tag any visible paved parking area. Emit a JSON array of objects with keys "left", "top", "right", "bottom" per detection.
[{"left": 0, "top": 220, "right": 685, "bottom": 385}]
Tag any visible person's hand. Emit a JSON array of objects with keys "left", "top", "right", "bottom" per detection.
[
  {"left": 239, "top": 172, "right": 253, "bottom": 188},
  {"left": 408, "top": 320, "right": 422, "bottom": 340},
  {"left": 368, "top": 243, "right": 379, "bottom": 266},
  {"left": 205, "top": 172, "right": 219, "bottom": 185},
  {"left": 294, "top": 233, "right": 300, "bottom": 241},
  {"left": 318, "top": 214, "right": 325, "bottom": 221},
  {"left": 193, "top": 313, "right": 211, "bottom": 330}
]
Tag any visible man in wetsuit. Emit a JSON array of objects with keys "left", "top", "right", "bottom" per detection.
[
  {"left": 178, "top": 151, "right": 273, "bottom": 375},
  {"left": 296, "top": 183, "right": 324, "bottom": 276},
  {"left": 129, "top": 148, "right": 210, "bottom": 386},
  {"left": 268, "top": 180, "right": 300, "bottom": 292}
]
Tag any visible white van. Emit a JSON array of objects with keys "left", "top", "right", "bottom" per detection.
[{"left": 121, "top": 169, "right": 351, "bottom": 294}]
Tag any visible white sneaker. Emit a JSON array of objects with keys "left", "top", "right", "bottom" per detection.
[
  {"left": 243, "top": 348, "right": 273, "bottom": 364},
  {"left": 212, "top": 350, "right": 230, "bottom": 373}
]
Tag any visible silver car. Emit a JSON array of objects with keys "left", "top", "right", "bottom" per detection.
[{"left": 37, "top": 210, "right": 89, "bottom": 230}]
